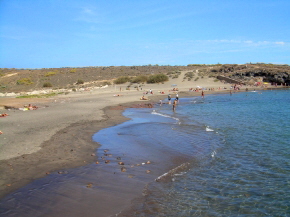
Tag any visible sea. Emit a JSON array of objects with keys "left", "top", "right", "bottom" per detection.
[
  {"left": 114, "top": 89, "right": 290, "bottom": 216},
  {"left": 1, "top": 89, "right": 289, "bottom": 217}
]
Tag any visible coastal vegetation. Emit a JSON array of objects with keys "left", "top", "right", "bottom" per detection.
[
  {"left": 1, "top": 63, "right": 289, "bottom": 93},
  {"left": 16, "top": 92, "right": 62, "bottom": 98},
  {"left": 16, "top": 78, "right": 33, "bottom": 85},
  {"left": 43, "top": 82, "right": 52, "bottom": 87},
  {"left": 45, "top": 71, "right": 57, "bottom": 77}
]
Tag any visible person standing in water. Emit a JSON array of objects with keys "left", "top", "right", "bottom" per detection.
[
  {"left": 201, "top": 91, "right": 204, "bottom": 98},
  {"left": 173, "top": 99, "right": 177, "bottom": 111},
  {"left": 168, "top": 94, "right": 171, "bottom": 104}
]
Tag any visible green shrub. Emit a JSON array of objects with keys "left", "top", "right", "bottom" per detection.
[
  {"left": 45, "top": 71, "right": 57, "bottom": 77},
  {"left": 16, "top": 93, "right": 58, "bottom": 98},
  {"left": 17, "top": 78, "right": 33, "bottom": 85},
  {"left": 70, "top": 68, "right": 77, "bottom": 73},
  {"left": 131, "top": 75, "right": 148, "bottom": 83},
  {"left": 102, "top": 81, "right": 111, "bottom": 86},
  {"left": 147, "top": 74, "right": 168, "bottom": 83},
  {"left": 76, "top": 79, "right": 84, "bottom": 84},
  {"left": 43, "top": 82, "right": 52, "bottom": 87},
  {"left": 194, "top": 77, "right": 199, "bottom": 81},
  {"left": 114, "top": 76, "right": 131, "bottom": 84},
  {"left": 184, "top": 71, "right": 194, "bottom": 79},
  {"left": 172, "top": 74, "right": 179, "bottom": 79}
]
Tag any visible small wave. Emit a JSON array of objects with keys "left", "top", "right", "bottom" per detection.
[
  {"left": 206, "top": 126, "right": 214, "bottom": 132},
  {"left": 211, "top": 150, "right": 217, "bottom": 158},
  {"left": 151, "top": 110, "right": 180, "bottom": 122},
  {"left": 155, "top": 162, "right": 190, "bottom": 182}
]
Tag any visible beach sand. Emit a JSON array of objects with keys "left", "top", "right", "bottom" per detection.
[{"left": 0, "top": 74, "right": 277, "bottom": 216}]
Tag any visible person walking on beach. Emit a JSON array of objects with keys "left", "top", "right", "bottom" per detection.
[
  {"left": 173, "top": 99, "right": 177, "bottom": 111},
  {"left": 168, "top": 94, "right": 171, "bottom": 104}
]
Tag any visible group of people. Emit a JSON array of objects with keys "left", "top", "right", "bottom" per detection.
[
  {"left": 168, "top": 93, "right": 179, "bottom": 111},
  {"left": 141, "top": 87, "right": 206, "bottom": 111}
]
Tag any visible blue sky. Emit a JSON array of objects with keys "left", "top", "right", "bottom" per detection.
[{"left": 0, "top": 0, "right": 289, "bottom": 68}]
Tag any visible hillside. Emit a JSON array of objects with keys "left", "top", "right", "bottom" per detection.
[{"left": 0, "top": 64, "right": 289, "bottom": 93}]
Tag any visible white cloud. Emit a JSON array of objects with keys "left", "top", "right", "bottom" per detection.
[
  {"left": 275, "top": 41, "right": 285, "bottom": 45},
  {"left": 198, "top": 39, "right": 287, "bottom": 47}
]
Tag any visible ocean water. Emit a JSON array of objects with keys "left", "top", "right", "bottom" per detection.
[
  {"left": 1, "top": 89, "right": 289, "bottom": 217},
  {"left": 114, "top": 89, "right": 290, "bottom": 216}
]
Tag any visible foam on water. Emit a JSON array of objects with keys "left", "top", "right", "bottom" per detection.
[{"left": 151, "top": 109, "right": 180, "bottom": 122}]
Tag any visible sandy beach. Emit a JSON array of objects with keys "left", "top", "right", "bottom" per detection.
[{"left": 0, "top": 73, "right": 279, "bottom": 216}]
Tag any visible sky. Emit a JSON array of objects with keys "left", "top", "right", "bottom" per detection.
[{"left": 0, "top": 0, "right": 289, "bottom": 68}]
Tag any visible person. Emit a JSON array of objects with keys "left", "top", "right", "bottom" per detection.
[
  {"left": 140, "top": 95, "right": 148, "bottom": 100},
  {"left": 173, "top": 99, "right": 177, "bottom": 111},
  {"left": 201, "top": 91, "right": 204, "bottom": 98},
  {"left": 168, "top": 94, "right": 171, "bottom": 104},
  {"left": 176, "top": 93, "right": 179, "bottom": 101}
]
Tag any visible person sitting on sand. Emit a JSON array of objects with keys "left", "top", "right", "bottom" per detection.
[
  {"left": 27, "top": 104, "right": 38, "bottom": 110},
  {"left": 140, "top": 95, "right": 148, "bottom": 100}
]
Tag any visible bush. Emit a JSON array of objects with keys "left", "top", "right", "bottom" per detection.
[
  {"left": 184, "top": 71, "right": 194, "bottom": 79},
  {"left": 76, "top": 79, "right": 84, "bottom": 84},
  {"left": 194, "top": 77, "right": 199, "bottom": 81},
  {"left": 70, "top": 68, "right": 77, "bottom": 73},
  {"left": 102, "top": 81, "right": 111, "bottom": 86},
  {"left": 147, "top": 74, "right": 168, "bottom": 83},
  {"left": 131, "top": 75, "right": 148, "bottom": 83},
  {"left": 17, "top": 78, "right": 33, "bottom": 85},
  {"left": 45, "top": 71, "right": 57, "bottom": 77},
  {"left": 114, "top": 76, "right": 131, "bottom": 84},
  {"left": 43, "top": 82, "right": 52, "bottom": 87}
]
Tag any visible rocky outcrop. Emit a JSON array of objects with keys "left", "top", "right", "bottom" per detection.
[{"left": 212, "top": 64, "right": 290, "bottom": 85}]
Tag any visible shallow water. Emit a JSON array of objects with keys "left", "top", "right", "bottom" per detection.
[
  {"left": 119, "top": 89, "right": 290, "bottom": 216},
  {"left": 1, "top": 89, "right": 289, "bottom": 217}
]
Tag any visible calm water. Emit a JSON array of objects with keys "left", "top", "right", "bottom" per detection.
[
  {"left": 115, "top": 89, "right": 290, "bottom": 216},
  {"left": 1, "top": 89, "right": 289, "bottom": 217}
]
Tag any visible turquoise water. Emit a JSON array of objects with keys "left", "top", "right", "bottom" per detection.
[{"left": 117, "top": 89, "right": 290, "bottom": 216}]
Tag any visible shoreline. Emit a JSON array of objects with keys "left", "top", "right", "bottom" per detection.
[{"left": 0, "top": 83, "right": 286, "bottom": 215}]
